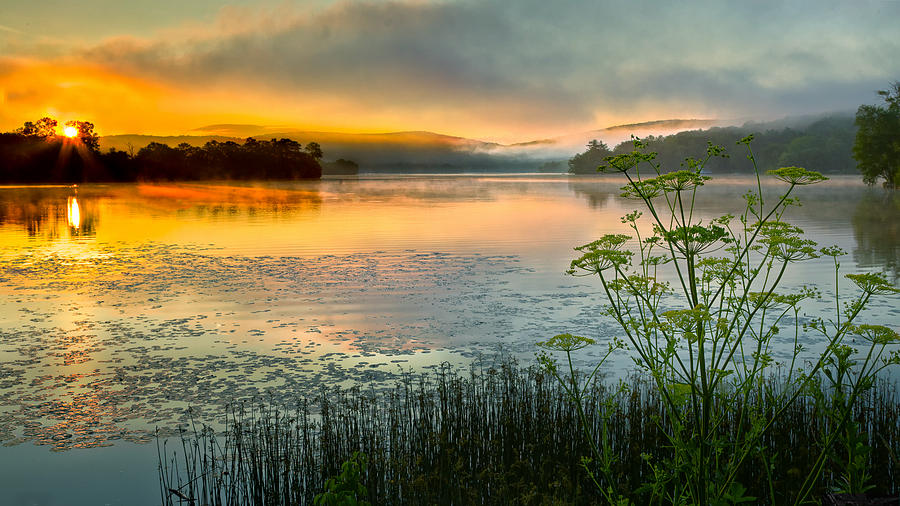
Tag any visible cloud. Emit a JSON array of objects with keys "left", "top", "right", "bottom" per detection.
[{"left": 6, "top": 0, "right": 900, "bottom": 138}]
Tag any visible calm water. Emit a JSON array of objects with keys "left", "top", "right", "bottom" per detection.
[{"left": 0, "top": 174, "right": 897, "bottom": 505}]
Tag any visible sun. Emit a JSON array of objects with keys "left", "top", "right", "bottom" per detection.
[{"left": 63, "top": 125, "right": 78, "bottom": 138}]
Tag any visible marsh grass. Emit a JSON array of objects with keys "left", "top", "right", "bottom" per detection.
[{"left": 159, "top": 359, "right": 900, "bottom": 505}]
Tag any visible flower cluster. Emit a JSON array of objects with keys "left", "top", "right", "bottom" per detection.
[
  {"left": 569, "top": 234, "right": 633, "bottom": 275},
  {"left": 767, "top": 166, "right": 828, "bottom": 185},
  {"left": 845, "top": 273, "right": 899, "bottom": 295},
  {"left": 753, "top": 221, "right": 818, "bottom": 261}
]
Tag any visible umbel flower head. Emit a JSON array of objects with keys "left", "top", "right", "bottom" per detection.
[
  {"left": 752, "top": 221, "right": 818, "bottom": 261},
  {"left": 618, "top": 170, "right": 711, "bottom": 200},
  {"left": 601, "top": 153, "right": 641, "bottom": 173},
  {"left": 537, "top": 333, "right": 596, "bottom": 352},
  {"left": 620, "top": 179, "right": 663, "bottom": 200},
  {"left": 600, "top": 136, "right": 658, "bottom": 174},
  {"left": 569, "top": 234, "right": 633, "bottom": 275},
  {"left": 850, "top": 324, "right": 900, "bottom": 345},
  {"left": 654, "top": 170, "right": 711, "bottom": 192},
  {"left": 662, "top": 305, "right": 712, "bottom": 332},
  {"left": 767, "top": 166, "right": 828, "bottom": 185},
  {"left": 661, "top": 223, "right": 731, "bottom": 256},
  {"left": 845, "top": 272, "right": 899, "bottom": 295}
]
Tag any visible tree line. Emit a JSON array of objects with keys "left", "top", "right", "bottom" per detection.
[
  {"left": 569, "top": 81, "right": 899, "bottom": 189},
  {"left": 0, "top": 118, "right": 323, "bottom": 183},
  {"left": 568, "top": 115, "right": 857, "bottom": 175},
  {"left": 854, "top": 81, "right": 900, "bottom": 188}
]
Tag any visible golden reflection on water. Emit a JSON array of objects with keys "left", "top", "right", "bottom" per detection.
[
  {"left": 67, "top": 196, "right": 80, "bottom": 230},
  {"left": 0, "top": 180, "right": 605, "bottom": 257},
  {"left": 0, "top": 176, "right": 897, "bottom": 451}
]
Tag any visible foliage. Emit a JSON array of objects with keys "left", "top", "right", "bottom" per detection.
[
  {"left": 17, "top": 116, "right": 59, "bottom": 138},
  {"left": 65, "top": 120, "right": 100, "bottom": 152},
  {"left": 853, "top": 81, "right": 900, "bottom": 189},
  {"left": 566, "top": 116, "right": 858, "bottom": 176},
  {"left": 314, "top": 453, "right": 371, "bottom": 506},
  {"left": 159, "top": 357, "right": 900, "bottom": 505},
  {"left": 135, "top": 137, "right": 321, "bottom": 180},
  {"left": 159, "top": 360, "right": 616, "bottom": 506},
  {"left": 322, "top": 158, "right": 360, "bottom": 175},
  {"left": 0, "top": 118, "right": 323, "bottom": 182},
  {"left": 542, "top": 136, "right": 900, "bottom": 504},
  {"left": 569, "top": 140, "right": 613, "bottom": 174}
]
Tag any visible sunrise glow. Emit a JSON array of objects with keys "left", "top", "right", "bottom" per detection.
[
  {"left": 0, "top": 2, "right": 899, "bottom": 505},
  {"left": 1, "top": 2, "right": 896, "bottom": 142},
  {"left": 66, "top": 196, "right": 81, "bottom": 228}
]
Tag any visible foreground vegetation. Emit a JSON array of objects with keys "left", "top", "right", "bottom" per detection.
[
  {"left": 158, "top": 359, "right": 900, "bottom": 505},
  {"left": 548, "top": 133, "right": 900, "bottom": 505},
  {"left": 158, "top": 135, "right": 899, "bottom": 505}
]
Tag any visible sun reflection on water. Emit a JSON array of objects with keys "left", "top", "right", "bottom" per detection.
[{"left": 67, "top": 196, "right": 81, "bottom": 230}]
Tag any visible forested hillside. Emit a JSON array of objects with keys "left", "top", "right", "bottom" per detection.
[{"left": 569, "top": 115, "right": 856, "bottom": 174}]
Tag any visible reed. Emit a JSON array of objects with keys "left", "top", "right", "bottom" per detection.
[{"left": 158, "top": 358, "right": 900, "bottom": 505}]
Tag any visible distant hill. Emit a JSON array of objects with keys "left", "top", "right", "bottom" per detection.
[
  {"left": 98, "top": 114, "right": 852, "bottom": 173},
  {"left": 567, "top": 113, "right": 858, "bottom": 175},
  {"left": 99, "top": 130, "right": 517, "bottom": 172},
  {"left": 511, "top": 119, "right": 723, "bottom": 158}
]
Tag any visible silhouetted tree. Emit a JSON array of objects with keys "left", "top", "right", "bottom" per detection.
[
  {"left": 305, "top": 142, "right": 323, "bottom": 160},
  {"left": 65, "top": 120, "right": 100, "bottom": 153},
  {"left": 1, "top": 121, "right": 324, "bottom": 183},
  {"left": 136, "top": 142, "right": 183, "bottom": 180},
  {"left": 853, "top": 81, "right": 900, "bottom": 188},
  {"left": 17, "top": 117, "right": 58, "bottom": 138},
  {"left": 568, "top": 139, "right": 612, "bottom": 174}
]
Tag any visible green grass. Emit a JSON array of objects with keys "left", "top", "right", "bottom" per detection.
[{"left": 158, "top": 358, "right": 900, "bottom": 505}]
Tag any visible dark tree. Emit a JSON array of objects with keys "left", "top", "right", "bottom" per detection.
[
  {"left": 2, "top": 119, "right": 322, "bottom": 182},
  {"left": 66, "top": 120, "right": 100, "bottom": 153},
  {"left": 16, "top": 117, "right": 58, "bottom": 138},
  {"left": 595, "top": 116, "right": 857, "bottom": 175},
  {"left": 853, "top": 81, "right": 900, "bottom": 188},
  {"left": 322, "top": 158, "right": 359, "bottom": 175},
  {"left": 568, "top": 139, "right": 613, "bottom": 174},
  {"left": 305, "top": 142, "right": 323, "bottom": 160}
]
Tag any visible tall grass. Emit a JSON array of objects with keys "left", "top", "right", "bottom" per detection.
[{"left": 158, "top": 359, "right": 900, "bottom": 505}]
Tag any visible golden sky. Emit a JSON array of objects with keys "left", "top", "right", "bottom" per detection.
[{"left": 1, "top": 0, "right": 899, "bottom": 142}]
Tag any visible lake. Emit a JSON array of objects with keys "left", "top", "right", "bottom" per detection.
[{"left": 0, "top": 174, "right": 897, "bottom": 505}]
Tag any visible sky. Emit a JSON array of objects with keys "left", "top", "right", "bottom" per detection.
[{"left": 1, "top": 0, "right": 899, "bottom": 142}]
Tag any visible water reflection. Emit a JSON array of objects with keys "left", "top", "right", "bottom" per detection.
[
  {"left": 0, "top": 183, "right": 324, "bottom": 246},
  {"left": 0, "top": 189, "right": 59, "bottom": 238},
  {"left": 567, "top": 178, "right": 618, "bottom": 209},
  {"left": 853, "top": 189, "right": 900, "bottom": 279},
  {"left": 0, "top": 188, "right": 97, "bottom": 239},
  {"left": 67, "top": 197, "right": 80, "bottom": 230},
  {"left": 0, "top": 176, "right": 896, "bottom": 453}
]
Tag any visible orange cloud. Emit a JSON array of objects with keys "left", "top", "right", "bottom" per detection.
[
  {"left": 0, "top": 55, "right": 492, "bottom": 139},
  {"left": 0, "top": 58, "right": 170, "bottom": 135},
  {"left": 0, "top": 54, "right": 569, "bottom": 141},
  {"left": 4, "top": 0, "right": 896, "bottom": 142}
]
